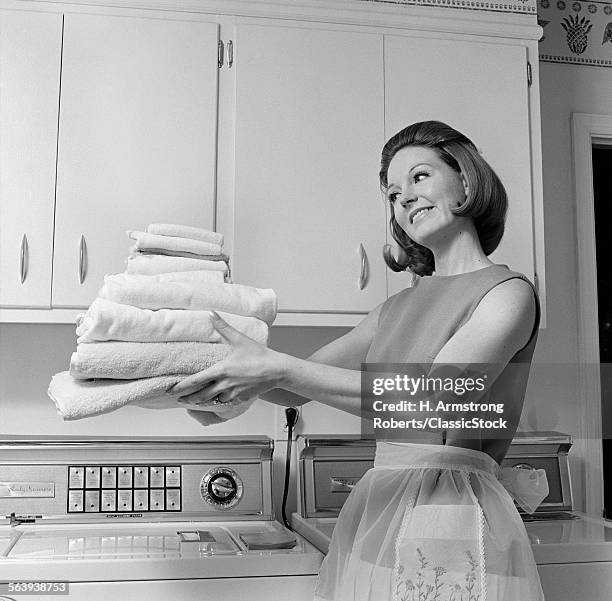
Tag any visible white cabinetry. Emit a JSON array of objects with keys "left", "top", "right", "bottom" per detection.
[
  {"left": 230, "top": 24, "right": 387, "bottom": 312},
  {"left": 0, "top": 11, "right": 62, "bottom": 308},
  {"left": 0, "top": 1, "right": 544, "bottom": 325},
  {"left": 52, "top": 14, "right": 219, "bottom": 307},
  {"left": 384, "top": 34, "right": 539, "bottom": 299}
]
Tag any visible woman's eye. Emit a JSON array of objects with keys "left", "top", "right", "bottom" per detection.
[
  {"left": 413, "top": 172, "right": 429, "bottom": 183},
  {"left": 388, "top": 193, "right": 398, "bottom": 203}
]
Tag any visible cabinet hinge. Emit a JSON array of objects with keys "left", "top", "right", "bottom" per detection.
[
  {"left": 218, "top": 39, "right": 224, "bottom": 69},
  {"left": 527, "top": 61, "right": 533, "bottom": 87}
]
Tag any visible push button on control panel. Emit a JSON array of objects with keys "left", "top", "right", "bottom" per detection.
[
  {"left": 67, "top": 465, "right": 181, "bottom": 513},
  {"left": 85, "top": 467, "right": 100, "bottom": 488},
  {"left": 134, "top": 467, "right": 148, "bottom": 488},
  {"left": 118, "top": 467, "right": 132, "bottom": 488},
  {"left": 101, "top": 467, "right": 116, "bottom": 488},
  {"left": 149, "top": 467, "right": 164, "bottom": 488}
]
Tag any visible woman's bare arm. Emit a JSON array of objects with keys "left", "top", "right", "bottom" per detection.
[
  {"left": 172, "top": 280, "right": 536, "bottom": 422},
  {"left": 259, "top": 303, "right": 384, "bottom": 407}
]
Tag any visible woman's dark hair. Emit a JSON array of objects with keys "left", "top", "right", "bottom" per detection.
[{"left": 379, "top": 121, "right": 507, "bottom": 276}]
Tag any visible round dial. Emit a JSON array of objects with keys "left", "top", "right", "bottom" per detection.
[{"left": 200, "top": 467, "right": 243, "bottom": 509}]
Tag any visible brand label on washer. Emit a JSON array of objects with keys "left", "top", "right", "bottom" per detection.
[{"left": 0, "top": 482, "right": 55, "bottom": 498}]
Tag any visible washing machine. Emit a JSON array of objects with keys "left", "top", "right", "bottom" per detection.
[
  {"left": 0, "top": 435, "right": 322, "bottom": 600},
  {"left": 291, "top": 432, "right": 612, "bottom": 601}
]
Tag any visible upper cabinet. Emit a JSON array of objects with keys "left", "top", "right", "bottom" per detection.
[
  {"left": 52, "top": 14, "right": 219, "bottom": 307},
  {"left": 384, "top": 35, "right": 537, "bottom": 299},
  {"left": 0, "top": 1, "right": 544, "bottom": 325},
  {"left": 0, "top": 11, "right": 62, "bottom": 308},
  {"left": 230, "top": 24, "right": 387, "bottom": 312}
]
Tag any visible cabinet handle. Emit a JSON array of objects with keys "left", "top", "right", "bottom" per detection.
[
  {"left": 227, "top": 40, "right": 233, "bottom": 68},
  {"left": 358, "top": 243, "right": 368, "bottom": 290},
  {"left": 79, "top": 235, "right": 88, "bottom": 284},
  {"left": 19, "top": 234, "right": 29, "bottom": 284}
]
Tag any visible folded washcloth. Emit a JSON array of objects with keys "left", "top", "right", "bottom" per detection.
[
  {"left": 75, "top": 298, "right": 269, "bottom": 345},
  {"left": 131, "top": 247, "right": 230, "bottom": 263},
  {"left": 70, "top": 340, "right": 232, "bottom": 379},
  {"left": 146, "top": 223, "right": 224, "bottom": 246},
  {"left": 128, "top": 230, "right": 222, "bottom": 256},
  {"left": 48, "top": 371, "right": 253, "bottom": 421},
  {"left": 125, "top": 254, "right": 229, "bottom": 275},
  {"left": 106, "top": 271, "right": 225, "bottom": 286},
  {"left": 99, "top": 280, "right": 277, "bottom": 325}
]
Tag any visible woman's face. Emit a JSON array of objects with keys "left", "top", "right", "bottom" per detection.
[{"left": 385, "top": 145, "right": 469, "bottom": 246}]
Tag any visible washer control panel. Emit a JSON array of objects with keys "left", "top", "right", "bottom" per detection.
[
  {"left": 68, "top": 465, "right": 181, "bottom": 513},
  {"left": 200, "top": 467, "right": 243, "bottom": 509}
]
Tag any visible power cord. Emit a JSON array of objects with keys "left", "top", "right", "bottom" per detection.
[{"left": 281, "top": 407, "right": 299, "bottom": 530}]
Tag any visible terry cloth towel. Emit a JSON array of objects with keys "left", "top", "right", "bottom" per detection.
[
  {"left": 132, "top": 247, "right": 230, "bottom": 262},
  {"left": 48, "top": 371, "right": 254, "bottom": 421},
  {"left": 128, "top": 230, "right": 222, "bottom": 256},
  {"left": 146, "top": 223, "right": 224, "bottom": 246},
  {"left": 99, "top": 280, "right": 277, "bottom": 325},
  {"left": 106, "top": 271, "right": 225, "bottom": 287},
  {"left": 125, "top": 254, "right": 228, "bottom": 275},
  {"left": 75, "top": 298, "right": 269, "bottom": 345},
  {"left": 70, "top": 341, "right": 232, "bottom": 379}
]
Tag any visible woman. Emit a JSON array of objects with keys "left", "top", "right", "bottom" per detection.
[{"left": 171, "top": 121, "right": 546, "bottom": 600}]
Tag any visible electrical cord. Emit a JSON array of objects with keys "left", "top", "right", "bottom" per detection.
[{"left": 281, "top": 407, "right": 299, "bottom": 531}]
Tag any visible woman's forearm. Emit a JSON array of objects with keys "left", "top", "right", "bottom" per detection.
[
  {"left": 276, "top": 354, "right": 366, "bottom": 417},
  {"left": 275, "top": 354, "right": 506, "bottom": 426},
  {"left": 258, "top": 388, "right": 311, "bottom": 407}
]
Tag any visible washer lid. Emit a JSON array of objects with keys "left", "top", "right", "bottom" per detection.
[{"left": 526, "top": 512, "right": 612, "bottom": 564}]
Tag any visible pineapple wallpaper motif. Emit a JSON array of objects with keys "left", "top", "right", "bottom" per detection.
[
  {"left": 538, "top": 0, "right": 612, "bottom": 66},
  {"left": 360, "top": 0, "right": 612, "bottom": 67}
]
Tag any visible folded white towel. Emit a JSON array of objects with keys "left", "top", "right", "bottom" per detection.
[
  {"left": 131, "top": 246, "right": 230, "bottom": 263},
  {"left": 107, "top": 271, "right": 225, "bottom": 286},
  {"left": 128, "top": 230, "right": 222, "bottom": 256},
  {"left": 146, "top": 223, "right": 224, "bottom": 246},
  {"left": 70, "top": 340, "right": 232, "bottom": 379},
  {"left": 75, "top": 299, "right": 269, "bottom": 345},
  {"left": 99, "top": 280, "right": 277, "bottom": 325},
  {"left": 125, "top": 254, "right": 229, "bottom": 275},
  {"left": 48, "top": 371, "right": 253, "bottom": 421}
]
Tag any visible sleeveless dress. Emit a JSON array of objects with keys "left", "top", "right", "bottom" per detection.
[{"left": 314, "top": 265, "right": 548, "bottom": 601}]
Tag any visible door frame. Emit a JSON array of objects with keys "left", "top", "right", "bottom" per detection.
[{"left": 571, "top": 112, "right": 612, "bottom": 517}]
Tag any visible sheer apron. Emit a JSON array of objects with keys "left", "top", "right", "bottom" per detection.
[{"left": 314, "top": 442, "right": 547, "bottom": 601}]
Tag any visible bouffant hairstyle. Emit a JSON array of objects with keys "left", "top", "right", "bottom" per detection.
[{"left": 379, "top": 121, "right": 507, "bottom": 277}]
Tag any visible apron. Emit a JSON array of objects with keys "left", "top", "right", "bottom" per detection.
[{"left": 314, "top": 442, "right": 548, "bottom": 601}]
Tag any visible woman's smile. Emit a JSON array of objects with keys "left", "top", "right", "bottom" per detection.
[{"left": 409, "top": 206, "right": 436, "bottom": 224}]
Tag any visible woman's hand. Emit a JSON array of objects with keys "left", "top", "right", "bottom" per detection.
[{"left": 168, "top": 311, "right": 288, "bottom": 407}]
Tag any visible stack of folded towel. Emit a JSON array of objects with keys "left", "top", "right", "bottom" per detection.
[{"left": 48, "top": 224, "right": 277, "bottom": 424}]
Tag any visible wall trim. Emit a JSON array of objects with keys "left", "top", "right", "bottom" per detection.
[
  {"left": 5, "top": 0, "right": 542, "bottom": 39},
  {"left": 571, "top": 112, "right": 612, "bottom": 517}
]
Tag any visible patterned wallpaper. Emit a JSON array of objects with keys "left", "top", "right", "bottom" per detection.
[
  {"left": 360, "top": 0, "right": 612, "bottom": 66},
  {"left": 539, "top": 0, "right": 612, "bottom": 66}
]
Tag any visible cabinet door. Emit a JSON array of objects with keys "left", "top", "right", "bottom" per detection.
[
  {"left": 384, "top": 35, "right": 534, "bottom": 297},
  {"left": 232, "top": 24, "right": 386, "bottom": 312},
  {"left": 52, "top": 14, "right": 219, "bottom": 307},
  {"left": 0, "top": 11, "right": 62, "bottom": 307}
]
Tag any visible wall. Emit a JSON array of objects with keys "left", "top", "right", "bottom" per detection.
[{"left": 2, "top": 61, "right": 611, "bottom": 515}]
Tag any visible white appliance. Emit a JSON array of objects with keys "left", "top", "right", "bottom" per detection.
[
  {"left": 0, "top": 435, "right": 322, "bottom": 600},
  {"left": 291, "top": 432, "right": 612, "bottom": 601}
]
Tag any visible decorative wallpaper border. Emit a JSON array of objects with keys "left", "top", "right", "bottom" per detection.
[
  {"left": 538, "top": 0, "right": 612, "bottom": 67},
  {"left": 358, "top": 0, "right": 537, "bottom": 14}
]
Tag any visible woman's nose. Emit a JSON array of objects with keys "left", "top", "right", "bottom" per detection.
[{"left": 398, "top": 191, "right": 417, "bottom": 207}]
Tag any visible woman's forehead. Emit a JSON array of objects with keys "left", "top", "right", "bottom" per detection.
[{"left": 387, "top": 146, "right": 442, "bottom": 183}]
